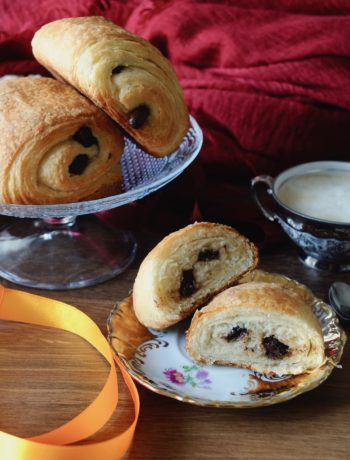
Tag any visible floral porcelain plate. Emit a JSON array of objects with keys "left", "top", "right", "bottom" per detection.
[{"left": 107, "top": 270, "right": 346, "bottom": 408}]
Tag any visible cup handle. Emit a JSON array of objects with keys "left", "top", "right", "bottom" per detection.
[{"left": 251, "top": 175, "right": 279, "bottom": 222}]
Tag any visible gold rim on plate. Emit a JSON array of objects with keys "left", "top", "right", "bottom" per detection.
[{"left": 107, "top": 270, "right": 347, "bottom": 408}]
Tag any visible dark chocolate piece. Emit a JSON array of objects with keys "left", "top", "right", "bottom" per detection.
[
  {"left": 128, "top": 105, "right": 150, "bottom": 129},
  {"left": 198, "top": 249, "right": 220, "bottom": 262},
  {"left": 224, "top": 326, "right": 248, "bottom": 342},
  {"left": 72, "top": 127, "right": 98, "bottom": 148},
  {"left": 263, "top": 335, "right": 289, "bottom": 359},
  {"left": 68, "top": 154, "right": 90, "bottom": 176},
  {"left": 112, "top": 65, "right": 126, "bottom": 74},
  {"left": 179, "top": 269, "right": 197, "bottom": 298}
]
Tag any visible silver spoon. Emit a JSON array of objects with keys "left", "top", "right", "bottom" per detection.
[{"left": 329, "top": 281, "right": 350, "bottom": 321}]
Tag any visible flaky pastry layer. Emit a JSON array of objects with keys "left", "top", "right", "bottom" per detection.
[
  {"left": 0, "top": 77, "right": 123, "bottom": 204},
  {"left": 32, "top": 16, "right": 189, "bottom": 157},
  {"left": 186, "top": 282, "right": 326, "bottom": 376},
  {"left": 133, "top": 222, "right": 258, "bottom": 329}
]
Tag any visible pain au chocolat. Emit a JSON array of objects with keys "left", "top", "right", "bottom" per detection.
[
  {"left": 132, "top": 222, "right": 259, "bottom": 330},
  {"left": 32, "top": 16, "right": 189, "bottom": 157},
  {"left": 186, "top": 282, "right": 326, "bottom": 376},
  {"left": 0, "top": 77, "right": 123, "bottom": 204}
]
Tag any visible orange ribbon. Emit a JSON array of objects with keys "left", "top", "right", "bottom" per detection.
[{"left": 0, "top": 285, "right": 139, "bottom": 460}]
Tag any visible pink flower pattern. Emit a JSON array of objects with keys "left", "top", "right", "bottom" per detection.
[{"left": 164, "top": 365, "right": 212, "bottom": 389}]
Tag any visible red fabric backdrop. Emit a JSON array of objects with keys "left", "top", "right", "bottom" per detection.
[{"left": 1, "top": 0, "right": 350, "bottom": 245}]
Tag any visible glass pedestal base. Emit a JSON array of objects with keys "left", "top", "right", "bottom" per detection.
[
  {"left": 0, "top": 116, "right": 202, "bottom": 290},
  {"left": 0, "top": 216, "right": 137, "bottom": 289}
]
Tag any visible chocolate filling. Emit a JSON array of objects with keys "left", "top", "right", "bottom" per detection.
[
  {"left": 128, "top": 105, "right": 150, "bottom": 129},
  {"left": 69, "top": 154, "right": 90, "bottom": 176},
  {"left": 198, "top": 249, "right": 220, "bottom": 262},
  {"left": 224, "top": 326, "right": 248, "bottom": 342},
  {"left": 72, "top": 127, "right": 98, "bottom": 148},
  {"left": 179, "top": 269, "right": 197, "bottom": 298},
  {"left": 112, "top": 65, "right": 126, "bottom": 74},
  {"left": 263, "top": 335, "right": 289, "bottom": 360}
]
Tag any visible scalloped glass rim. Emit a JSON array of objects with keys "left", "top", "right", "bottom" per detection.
[{"left": 0, "top": 115, "right": 202, "bottom": 218}]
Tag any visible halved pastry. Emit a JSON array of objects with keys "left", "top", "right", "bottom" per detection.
[
  {"left": 0, "top": 77, "right": 123, "bottom": 204},
  {"left": 186, "top": 282, "right": 326, "bottom": 376},
  {"left": 133, "top": 222, "right": 258, "bottom": 329},
  {"left": 32, "top": 16, "right": 189, "bottom": 157}
]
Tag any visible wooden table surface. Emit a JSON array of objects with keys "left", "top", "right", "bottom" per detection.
[{"left": 1, "top": 230, "right": 350, "bottom": 460}]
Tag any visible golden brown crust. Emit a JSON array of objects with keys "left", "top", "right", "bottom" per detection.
[
  {"left": 132, "top": 222, "right": 259, "bottom": 329},
  {"left": 0, "top": 77, "right": 123, "bottom": 204},
  {"left": 186, "top": 281, "right": 325, "bottom": 375},
  {"left": 32, "top": 16, "right": 189, "bottom": 157},
  {"left": 188, "top": 281, "right": 322, "bottom": 333}
]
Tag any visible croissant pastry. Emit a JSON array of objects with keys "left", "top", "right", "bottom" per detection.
[
  {"left": 132, "top": 222, "right": 259, "bottom": 329},
  {"left": 32, "top": 16, "right": 189, "bottom": 158},
  {"left": 186, "top": 282, "right": 326, "bottom": 376},
  {"left": 0, "top": 77, "right": 123, "bottom": 204}
]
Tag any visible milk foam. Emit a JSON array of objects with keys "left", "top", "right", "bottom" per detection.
[{"left": 277, "top": 171, "right": 350, "bottom": 223}]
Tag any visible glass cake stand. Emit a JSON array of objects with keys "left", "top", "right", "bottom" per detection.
[{"left": 0, "top": 116, "right": 203, "bottom": 290}]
